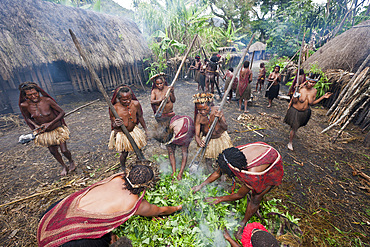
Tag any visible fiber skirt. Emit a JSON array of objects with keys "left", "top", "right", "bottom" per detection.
[
  {"left": 265, "top": 83, "right": 279, "bottom": 99},
  {"left": 284, "top": 107, "right": 311, "bottom": 131},
  {"left": 202, "top": 131, "right": 233, "bottom": 159},
  {"left": 34, "top": 126, "right": 70, "bottom": 147},
  {"left": 108, "top": 126, "right": 146, "bottom": 152}
]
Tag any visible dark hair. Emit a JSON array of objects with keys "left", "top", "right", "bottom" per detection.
[
  {"left": 110, "top": 235, "right": 133, "bottom": 247},
  {"left": 274, "top": 65, "right": 280, "bottom": 71},
  {"left": 243, "top": 61, "right": 250, "bottom": 68},
  {"left": 217, "top": 147, "right": 247, "bottom": 178},
  {"left": 260, "top": 63, "right": 265, "bottom": 68},
  {"left": 117, "top": 87, "right": 132, "bottom": 99},
  {"left": 19, "top": 82, "right": 40, "bottom": 96},
  {"left": 61, "top": 233, "right": 111, "bottom": 247},
  {"left": 195, "top": 55, "right": 200, "bottom": 60},
  {"left": 228, "top": 67, "right": 234, "bottom": 72},
  {"left": 123, "top": 165, "right": 154, "bottom": 195},
  {"left": 251, "top": 230, "right": 279, "bottom": 247},
  {"left": 299, "top": 69, "right": 304, "bottom": 75}
]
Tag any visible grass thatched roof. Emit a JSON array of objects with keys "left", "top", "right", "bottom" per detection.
[
  {"left": 0, "top": 0, "right": 150, "bottom": 81},
  {"left": 249, "top": 41, "right": 266, "bottom": 52},
  {"left": 303, "top": 20, "right": 370, "bottom": 73}
]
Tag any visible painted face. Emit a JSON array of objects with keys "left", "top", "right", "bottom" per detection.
[
  {"left": 25, "top": 89, "right": 40, "bottom": 103},
  {"left": 155, "top": 79, "right": 164, "bottom": 90},
  {"left": 307, "top": 80, "right": 317, "bottom": 88},
  {"left": 118, "top": 92, "right": 132, "bottom": 106},
  {"left": 196, "top": 103, "right": 210, "bottom": 117}
]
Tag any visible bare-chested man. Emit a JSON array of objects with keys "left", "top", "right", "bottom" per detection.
[
  {"left": 189, "top": 55, "right": 202, "bottom": 91},
  {"left": 38, "top": 164, "right": 182, "bottom": 246},
  {"left": 193, "top": 93, "right": 233, "bottom": 170},
  {"left": 284, "top": 77, "right": 332, "bottom": 150},
  {"left": 150, "top": 73, "right": 175, "bottom": 123},
  {"left": 109, "top": 86, "right": 147, "bottom": 169},
  {"left": 19, "top": 82, "right": 75, "bottom": 176}
]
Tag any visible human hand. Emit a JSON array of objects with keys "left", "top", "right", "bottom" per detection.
[
  {"left": 191, "top": 185, "right": 202, "bottom": 193},
  {"left": 323, "top": 92, "right": 333, "bottom": 98},
  {"left": 214, "top": 110, "right": 223, "bottom": 118},
  {"left": 41, "top": 122, "right": 52, "bottom": 132},
  {"left": 114, "top": 118, "right": 124, "bottom": 127},
  {"left": 223, "top": 228, "right": 232, "bottom": 241},
  {"left": 205, "top": 197, "right": 221, "bottom": 204},
  {"left": 169, "top": 86, "right": 174, "bottom": 93}
]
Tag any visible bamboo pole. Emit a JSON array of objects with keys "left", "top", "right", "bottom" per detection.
[
  {"left": 333, "top": 96, "right": 370, "bottom": 142},
  {"left": 65, "top": 99, "right": 100, "bottom": 117},
  {"left": 69, "top": 29, "right": 145, "bottom": 161},
  {"left": 135, "top": 61, "right": 145, "bottom": 90},
  {"left": 155, "top": 34, "right": 198, "bottom": 118},
  {"left": 327, "top": 54, "right": 370, "bottom": 116},
  {"left": 189, "top": 33, "right": 256, "bottom": 168}
]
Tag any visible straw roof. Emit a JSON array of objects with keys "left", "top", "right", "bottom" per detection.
[
  {"left": 0, "top": 0, "right": 150, "bottom": 81},
  {"left": 303, "top": 20, "right": 370, "bottom": 73},
  {"left": 248, "top": 41, "right": 266, "bottom": 52}
]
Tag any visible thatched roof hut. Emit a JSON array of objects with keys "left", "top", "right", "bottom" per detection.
[
  {"left": 244, "top": 41, "right": 266, "bottom": 60},
  {"left": 303, "top": 20, "right": 370, "bottom": 72},
  {"left": 0, "top": 0, "right": 150, "bottom": 113}
]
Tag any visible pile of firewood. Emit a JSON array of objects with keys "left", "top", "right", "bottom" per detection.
[{"left": 321, "top": 58, "right": 369, "bottom": 141}]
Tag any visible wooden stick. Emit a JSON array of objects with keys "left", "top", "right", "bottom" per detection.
[
  {"left": 189, "top": 33, "right": 256, "bottom": 167},
  {"left": 237, "top": 120, "right": 264, "bottom": 137},
  {"left": 0, "top": 179, "right": 75, "bottom": 208},
  {"left": 65, "top": 99, "right": 100, "bottom": 117},
  {"left": 332, "top": 97, "right": 370, "bottom": 142},
  {"left": 346, "top": 163, "right": 370, "bottom": 182},
  {"left": 155, "top": 34, "right": 198, "bottom": 118},
  {"left": 327, "top": 53, "right": 370, "bottom": 116},
  {"left": 249, "top": 51, "right": 255, "bottom": 70},
  {"left": 69, "top": 29, "right": 145, "bottom": 161}
]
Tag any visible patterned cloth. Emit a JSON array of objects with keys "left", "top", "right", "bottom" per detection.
[
  {"left": 34, "top": 125, "right": 70, "bottom": 147},
  {"left": 37, "top": 173, "right": 145, "bottom": 247},
  {"left": 238, "top": 69, "right": 251, "bottom": 96},
  {"left": 168, "top": 115, "right": 195, "bottom": 146},
  {"left": 284, "top": 106, "right": 311, "bottom": 131},
  {"left": 108, "top": 126, "right": 147, "bottom": 152},
  {"left": 227, "top": 142, "right": 284, "bottom": 194},
  {"left": 203, "top": 131, "right": 233, "bottom": 159}
]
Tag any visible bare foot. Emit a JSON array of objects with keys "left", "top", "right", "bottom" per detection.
[
  {"left": 287, "top": 142, "right": 293, "bottom": 151},
  {"left": 68, "top": 161, "right": 76, "bottom": 173},
  {"left": 239, "top": 108, "right": 242, "bottom": 111},
  {"left": 267, "top": 105, "right": 271, "bottom": 108},
  {"left": 244, "top": 110, "right": 249, "bottom": 113},
  {"left": 176, "top": 174, "right": 183, "bottom": 181},
  {"left": 61, "top": 167, "right": 68, "bottom": 176}
]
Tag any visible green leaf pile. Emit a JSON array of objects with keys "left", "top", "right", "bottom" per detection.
[{"left": 114, "top": 171, "right": 299, "bottom": 246}]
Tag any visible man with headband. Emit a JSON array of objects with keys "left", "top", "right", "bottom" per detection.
[
  {"left": 109, "top": 85, "right": 147, "bottom": 169},
  {"left": 37, "top": 164, "right": 182, "bottom": 246},
  {"left": 19, "top": 82, "right": 75, "bottom": 176},
  {"left": 192, "top": 142, "right": 284, "bottom": 240}
]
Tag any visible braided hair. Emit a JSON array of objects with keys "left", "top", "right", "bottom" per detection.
[
  {"left": 123, "top": 165, "right": 154, "bottom": 195},
  {"left": 217, "top": 147, "right": 247, "bottom": 178}
]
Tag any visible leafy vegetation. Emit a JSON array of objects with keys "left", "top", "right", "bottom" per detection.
[{"left": 114, "top": 170, "right": 300, "bottom": 246}]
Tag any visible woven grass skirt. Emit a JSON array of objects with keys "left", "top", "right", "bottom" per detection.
[
  {"left": 203, "top": 131, "right": 233, "bottom": 159},
  {"left": 108, "top": 126, "right": 147, "bottom": 152},
  {"left": 284, "top": 107, "right": 311, "bottom": 131},
  {"left": 34, "top": 126, "right": 70, "bottom": 147}
]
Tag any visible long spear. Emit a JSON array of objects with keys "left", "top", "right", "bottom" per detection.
[
  {"left": 69, "top": 29, "right": 145, "bottom": 161},
  {"left": 155, "top": 34, "right": 198, "bottom": 119},
  {"left": 189, "top": 33, "right": 256, "bottom": 170}
]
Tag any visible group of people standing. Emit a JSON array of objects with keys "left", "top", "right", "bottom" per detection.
[{"left": 17, "top": 51, "right": 332, "bottom": 246}]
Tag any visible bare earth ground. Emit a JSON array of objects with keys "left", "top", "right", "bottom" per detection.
[{"left": 0, "top": 72, "right": 369, "bottom": 246}]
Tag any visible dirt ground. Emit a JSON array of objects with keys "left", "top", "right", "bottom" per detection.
[{"left": 0, "top": 67, "right": 369, "bottom": 246}]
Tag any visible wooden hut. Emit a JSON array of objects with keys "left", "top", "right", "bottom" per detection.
[
  {"left": 248, "top": 41, "right": 266, "bottom": 60},
  {"left": 0, "top": 0, "right": 150, "bottom": 114}
]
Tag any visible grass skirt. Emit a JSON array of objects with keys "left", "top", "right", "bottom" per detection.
[
  {"left": 238, "top": 84, "right": 252, "bottom": 100},
  {"left": 34, "top": 126, "right": 70, "bottom": 147},
  {"left": 284, "top": 107, "right": 311, "bottom": 131},
  {"left": 203, "top": 131, "right": 233, "bottom": 159},
  {"left": 108, "top": 126, "right": 146, "bottom": 152}
]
